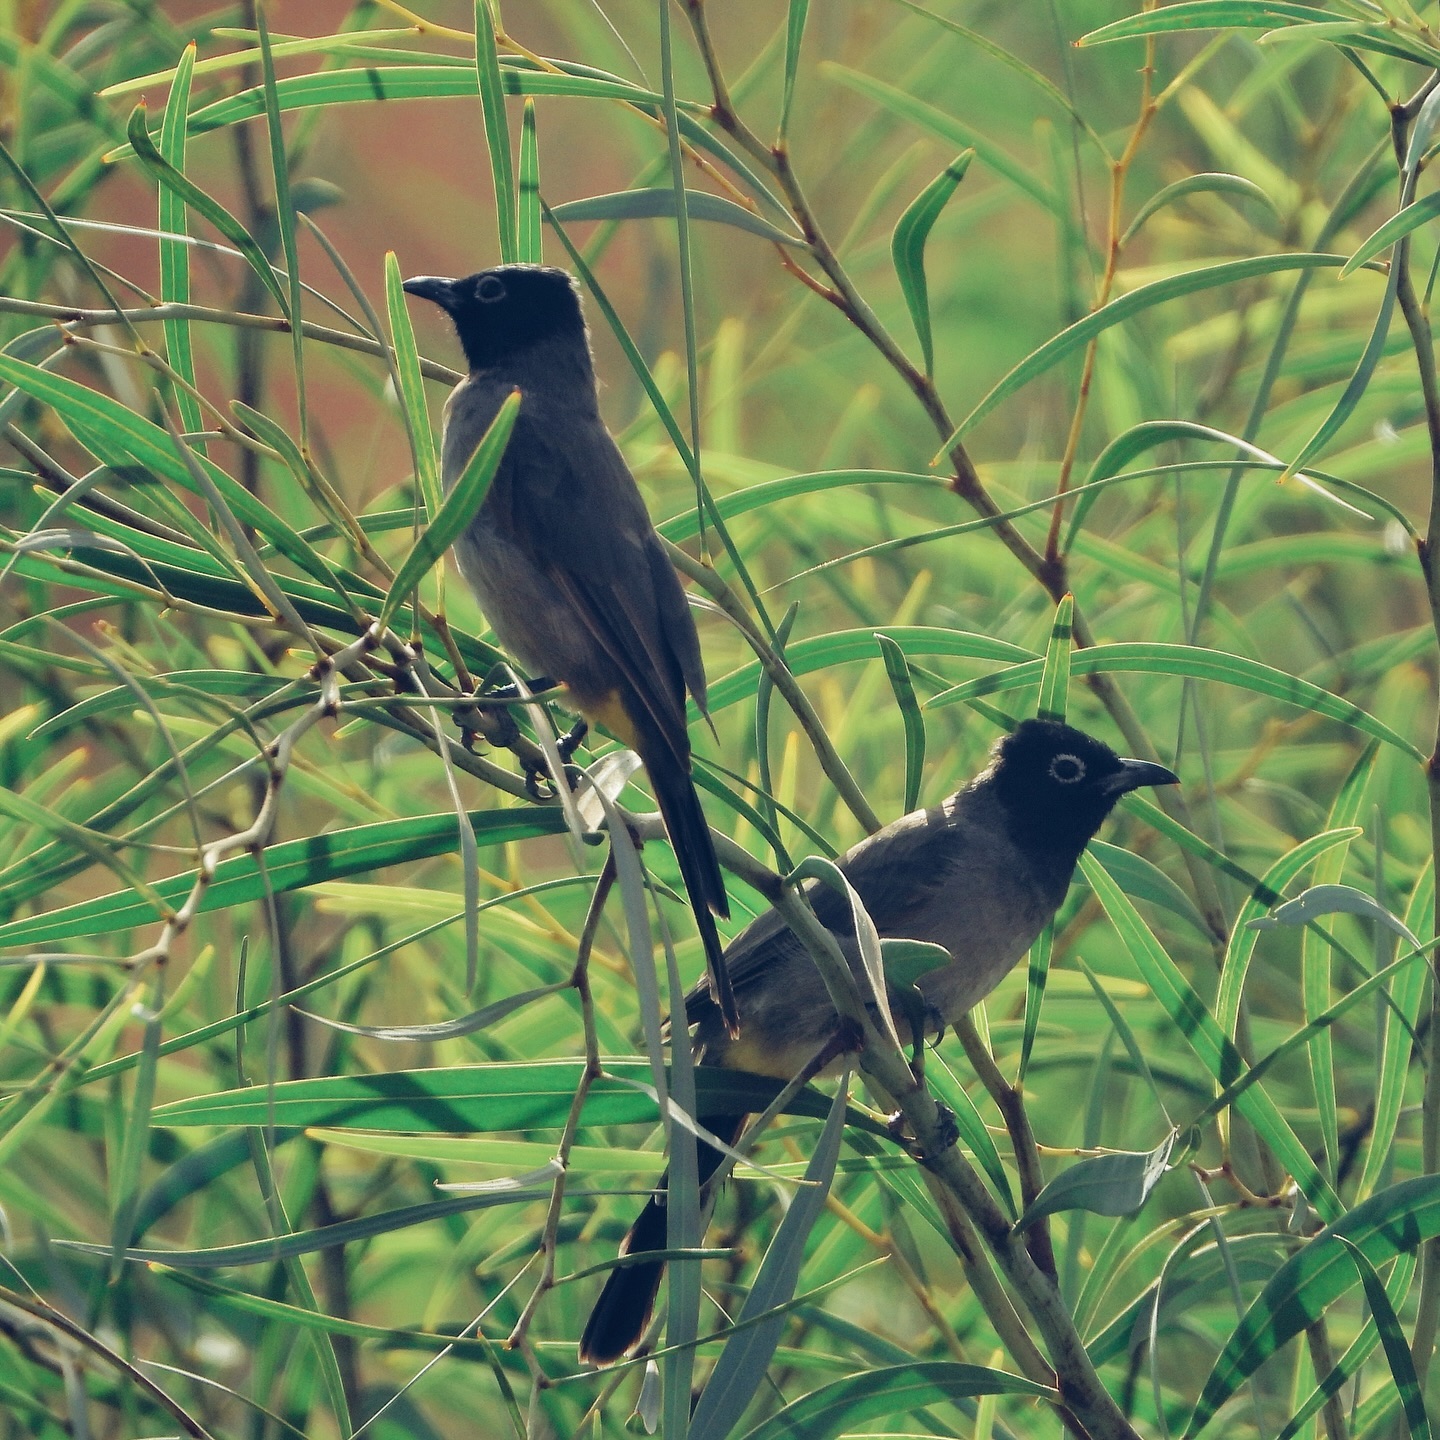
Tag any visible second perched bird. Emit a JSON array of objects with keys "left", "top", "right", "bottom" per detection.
[
  {"left": 578, "top": 718, "right": 1179, "bottom": 1364},
  {"left": 404, "top": 265, "right": 737, "bottom": 1031}
]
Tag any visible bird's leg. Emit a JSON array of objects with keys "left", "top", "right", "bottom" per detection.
[
  {"left": 886, "top": 1100, "right": 960, "bottom": 1168},
  {"left": 556, "top": 716, "right": 589, "bottom": 761}
]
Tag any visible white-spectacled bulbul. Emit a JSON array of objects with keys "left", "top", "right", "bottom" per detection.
[
  {"left": 403, "top": 264, "right": 738, "bottom": 1032},
  {"left": 577, "top": 719, "right": 1179, "bottom": 1364}
]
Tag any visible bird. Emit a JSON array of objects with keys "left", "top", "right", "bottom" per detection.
[
  {"left": 577, "top": 718, "right": 1180, "bottom": 1365},
  {"left": 403, "top": 264, "right": 737, "bottom": 1032}
]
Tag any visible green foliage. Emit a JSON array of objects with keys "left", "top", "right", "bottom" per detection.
[{"left": 1, "top": 4, "right": 1440, "bottom": 1439}]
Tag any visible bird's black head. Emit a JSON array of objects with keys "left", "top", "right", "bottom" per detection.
[
  {"left": 402, "top": 264, "right": 587, "bottom": 373},
  {"left": 987, "top": 718, "right": 1179, "bottom": 860}
]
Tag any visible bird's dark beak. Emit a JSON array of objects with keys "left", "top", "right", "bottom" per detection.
[
  {"left": 401, "top": 275, "right": 459, "bottom": 312},
  {"left": 1102, "top": 757, "right": 1181, "bottom": 796}
]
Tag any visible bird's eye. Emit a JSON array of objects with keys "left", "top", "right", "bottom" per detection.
[
  {"left": 476, "top": 275, "right": 506, "bottom": 302},
  {"left": 1049, "top": 753, "right": 1086, "bottom": 784}
]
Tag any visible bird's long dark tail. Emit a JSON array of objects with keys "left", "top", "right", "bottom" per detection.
[
  {"left": 629, "top": 702, "right": 737, "bottom": 1032},
  {"left": 578, "top": 1114, "right": 746, "bottom": 1365}
]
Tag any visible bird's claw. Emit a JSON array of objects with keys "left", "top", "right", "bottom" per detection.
[
  {"left": 887, "top": 1102, "right": 960, "bottom": 1169},
  {"left": 556, "top": 717, "right": 589, "bottom": 762}
]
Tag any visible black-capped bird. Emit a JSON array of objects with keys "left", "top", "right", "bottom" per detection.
[
  {"left": 403, "top": 265, "right": 736, "bottom": 1031},
  {"left": 577, "top": 719, "right": 1179, "bottom": 1364}
]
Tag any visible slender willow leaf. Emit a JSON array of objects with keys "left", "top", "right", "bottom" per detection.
[
  {"left": 548, "top": 188, "right": 802, "bottom": 246},
  {"left": 927, "top": 641, "right": 1422, "bottom": 761},
  {"left": 157, "top": 44, "right": 201, "bottom": 439},
  {"left": 937, "top": 254, "right": 1350, "bottom": 454},
  {"left": 742, "top": 1362, "right": 1052, "bottom": 1440},
  {"left": 1035, "top": 594, "right": 1073, "bottom": 722},
  {"left": 890, "top": 150, "right": 972, "bottom": 375},
  {"left": 1359, "top": 863, "right": 1434, "bottom": 1200},
  {"left": 1344, "top": 190, "right": 1440, "bottom": 276},
  {"left": 709, "top": 626, "right": 1034, "bottom": 718},
  {"left": 256, "top": 9, "right": 308, "bottom": 441},
  {"left": 1122, "top": 172, "right": 1277, "bottom": 246},
  {"left": 125, "top": 104, "right": 287, "bottom": 316},
  {"left": 876, "top": 634, "right": 925, "bottom": 813},
  {"left": 475, "top": 0, "right": 517, "bottom": 263},
  {"left": 780, "top": 0, "right": 808, "bottom": 138},
  {"left": 380, "top": 388, "right": 521, "bottom": 630},
  {"left": 384, "top": 250, "right": 441, "bottom": 520},
  {"left": 153, "top": 1059, "right": 883, "bottom": 1136},
  {"left": 518, "top": 98, "right": 541, "bottom": 263},
  {"left": 1082, "top": 3, "right": 1373, "bottom": 46},
  {"left": 0, "top": 808, "right": 568, "bottom": 949},
  {"left": 1018, "top": 1131, "right": 1175, "bottom": 1229}
]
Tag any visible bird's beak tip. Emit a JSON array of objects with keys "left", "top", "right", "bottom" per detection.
[
  {"left": 401, "top": 275, "right": 454, "bottom": 306},
  {"left": 1114, "top": 758, "right": 1181, "bottom": 793}
]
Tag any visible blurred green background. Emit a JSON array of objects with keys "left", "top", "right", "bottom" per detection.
[{"left": 0, "top": 1, "right": 1438, "bottom": 1437}]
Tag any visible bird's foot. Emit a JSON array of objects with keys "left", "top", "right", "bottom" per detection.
[
  {"left": 887, "top": 1102, "right": 960, "bottom": 1169},
  {"left": 556, "top": 716, "right": 589, "bottom": 762}
]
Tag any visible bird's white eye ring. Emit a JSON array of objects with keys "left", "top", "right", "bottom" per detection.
[
  {"left": 1049, "top": 753, "right": 1086, "bottom": 784},
  {"left": 476, "top": 275, "right": 506, "bottom": 302}
]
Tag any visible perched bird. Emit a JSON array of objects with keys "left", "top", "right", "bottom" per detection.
[
  {"left": 578, "top": 719, "right": 1179, "bottom": 1365},
  {"left": 403, "top": 265, "right": 737, "bottom": 1031}
]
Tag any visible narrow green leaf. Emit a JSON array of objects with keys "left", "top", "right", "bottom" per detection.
[
  {"left": 1122, "top": 172, "right": 1277, "bottom": 246},
  {"left": 1035, "top": 594, "right": 1073, "bottom": 723},
  {"left": 1082, "top": 3, "right": 1362, "bottom": 47},
  {"left": 0, "top": 808, "right": 568, "bottom": 949},
  {"left": 742, "top": 1362, "right": 1051, "bottom": 1440},
  {"left": 780, "top": 0, "right": 809, "bottom": 138},
  {"left": 381, "top": 390, "right": 519, "bottom": 631},
  {"left": 1344, "top": 190, "right": 1440, "bottom": 276},
  {"left": 1017, "top": 1131, "right": 1175, "bottom": 1228},
  {"left": 1089, "top": 840, "right": 1213, "bottom": 938},
  {"left": 124, "top": 104, "right": 288, "bottom": 317},
  {"left": 890, "top": 150, "right": 973, "bottom": 376},
  {"left": 157, "top": 44, "right": 202, "bottom": 441},
  {"left": 475, "top": 0, "right": 517, "bottom": 263},
  {"left": 1336, "top": 1237, "right": 1432, "bottom": 1440},
  {"left": 927, "top": 641, "right": 1423, "bottom": 762},
  {"left": 935, "top": 254, "right": 1350, "bottom": 455},
  {"left": 384, "top": 250, "right": 441, "bottom": 520},
  {"left": 1275, "top": 1252, "right": 1418, "bottom": 1440},
  {"left": 548, "top": 187, "right": 803, "bottom": 246},
  {"left": 1018, "top": 919, "right": 1053, "bottom": 1083},
  {"left": 256, "top": 7, "right": 308, "bottom": 441},
  {"left": 1358, "top": 862, "right": 1433, "bottom": 1200},
  {"left": 1215, "top": 829, "right": 1362, "bottom": 1043},
  {"left": 518, "top": 97, "right": 541, "bottom": 263},
  {"left": 64, "top": 1190, "right": 546, "bottom": 1269},
  {"left": 1251, "top": 883, "right": 1423, "bottom": 947},
  {"left": 876, "top": 633, "right": 925, "bottom": 813}
]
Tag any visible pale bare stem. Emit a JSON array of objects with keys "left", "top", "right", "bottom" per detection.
[
  {"left": 1044, "top": 28, "right": 1158, "bottom": 563},
  {"left": 1305, "top": 1320, "right": 1348, "bottom": 1440},
  {"left": 664, "top": 539, "right": 881, "bottom": 833},
  {"left": 953, "top": 1016, "right": 1058, "bottom": 1283},
  {"left": 506, "top": 858, "right": 613, "bottom": 1360}
]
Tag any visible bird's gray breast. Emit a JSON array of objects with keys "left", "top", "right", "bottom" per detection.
[{"left": 843, "top": 791, "right": 1070, "bottom": 1023}]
